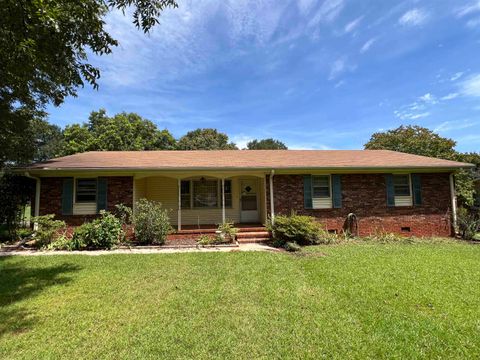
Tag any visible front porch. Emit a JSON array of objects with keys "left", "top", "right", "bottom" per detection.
[{"left": 133, "top": 172, "right": 270, "bottom": 233}]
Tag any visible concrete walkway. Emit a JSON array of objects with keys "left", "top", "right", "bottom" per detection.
[{"left": 0, "top": 243, "right": 280, "bottom": 256}]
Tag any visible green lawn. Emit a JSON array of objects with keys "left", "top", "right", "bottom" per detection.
[{"left": 1, "top": 242, "right": 480, "bottom": 359}]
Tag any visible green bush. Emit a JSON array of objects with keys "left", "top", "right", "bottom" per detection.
[
  {"left": 133, "top": 199, "right": 172, "bottom": 245},
  {"left": 32, "top": 215, "right": 67, "bottom": 248},
  {"left": 197, "top": 234, "right": 217, "bottom": 245},
  {"left": 267, "top": 213, "right": 326, "bottom": 247},
  {"left": 457, "top": 207, "right": 480, "bottom": 240},
  {"left": 71, "top": 211, "right": 123, "bottom": 250},
  {"left": 284, "top": 241, "right": 301, "bottom": 252}
]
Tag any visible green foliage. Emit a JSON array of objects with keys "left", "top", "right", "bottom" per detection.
[
  {"left": 62, "top": 109, "right": 176, "bottom": 155},
  {"left": 457, "top": 207, "right": 480, "bottom": 240},
  {"left": 0, "top": 173, "right": 34, "bottom": 240},
  {"left": 246, "top": 138, "right": 288, "bottom": 150},
  {"left": 71, "top": 211, "right": 123, "bottom": 250},
  {"left": 216, "top": 220, "right": 238, "bottom": 243},
  {"left": 176, "top": 128, "right": 238, "bottom": 150},
  {"left": 267, "top": 213, "right": 327, "bottom": 247},
  {"left": 0, "top": 0, "right": 177, "bottom": 166},
  {"left": 30, "top": 118, "right": 65, "bottom": 162},
  {"left": 32, "top": 215, "right": 67, "bottom": 249},
  {"left": 115, "top": 204, "right": 133, "bottom": 225},
  {"left": 284, "top": 241, "right": 301, "bottom": 252},
  {"left": 133, "top": 199, "right": 172, "bottom": 244},
  {"left": 197, "top": 234, "right": 217, "bottom": 245},
  {"left": 364, "top": 125, "right": 457, "bottom": 159}
]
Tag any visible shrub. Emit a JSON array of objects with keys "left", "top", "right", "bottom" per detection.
[
  {"left": 47, "top": 234, "right": 76, "bottom": 251},
  {"left": 284, "top": 241, "right": 301, "bottom": 252},
  {"left": 32, "top": 215, "right": 67, "bottom": 248},
  {"left": 267, "top": 213, "right": 325, "bottom": 247},
  {"left": 133, "top": 199, "right": 172, "bottom": 244},
  {"left": 71, "top": 211, "right": 123, "bottom": 250},
  {"left": 457, "top": 207, "right": 480, "bottom": 240},
  {"left": 216, "top": 220, "right": 238, "bottom": 243},
  {"left": 197, "top": 234, "right": 216, "bottom": 245}
]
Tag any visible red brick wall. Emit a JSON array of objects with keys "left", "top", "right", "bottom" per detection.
[
  {"left": 266, "top": 173, "right": 452, "bottom": 237},
  {"left": 39, "top": 176, "right": 133, "bottom": 225}
]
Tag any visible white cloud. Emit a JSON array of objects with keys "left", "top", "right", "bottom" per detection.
[
  {"left": 450, "top": 72, "right": 464, "bottom": 81},
  {"left": 466, "top": 17, "right": 480, "bottom": 28},
  {"left": 398, "top": 8, "right": 429, "bottom": 26},
  {"left": 360, "top": 38, "right": 376, "bottom": 53},
  {"left": 231, "top": 134, "right": 255, "bottom": 149},
  {"left": 441, "top": 93, "right": 459, "bottom": 101},
  {"left": 434, "top": 120, "right": 478, "bottom": 133},
  {"left": 329, "top": 58, "right": 345, "bottom": 79},
  {"left": 394, "top": 110, "right": 430, "bottom": 120},
  {"left": 344, "top": 16, "right": 363, "bottom": 33},
  {"left": 460, "top": 73, "right": 480, "bottom": 96},
  {"left": 308, "top": 0, "right": 345, "bottom": 27},
  {"left": 419, "top": 93, "right": 437, "bottom": 104},
  {"left": 455, "top": 1, "right": 480, "bottom": 18}
]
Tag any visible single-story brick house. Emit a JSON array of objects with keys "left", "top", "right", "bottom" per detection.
[{"left": 22, "top": 150, "right": 473, "bottom": 237}]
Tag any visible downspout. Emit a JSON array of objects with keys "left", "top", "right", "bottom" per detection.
[
  {"left": 269, "top": 169, "right": 275, "bottom": 224},
  {"left": 449, "top": 172, "right": 458, "bottom": 235},
  {"left": 24, "top": 172, "right": 40, "bottom": 230}
]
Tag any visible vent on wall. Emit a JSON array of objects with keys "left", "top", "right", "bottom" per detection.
[
  {"left": 401, "top": 227, "right": 411, "bottom": 232},
  {"left": 327, "top": 229, "right": 337, "bottom": 234}
]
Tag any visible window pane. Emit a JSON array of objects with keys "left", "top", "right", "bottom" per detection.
[
  {"left": 313, "top": 187, "right": 330, "bottom": 197},
  {"left": 313, "top": 176, "right": 329, "bottom": 187},
  {"left": 76, "top": 179, "right": 96, "bottom": 202},
  {"left": 241, "top": 195, "right": 257, "bottom": 210},
  {"left": 181, "top": 180, "right": 191, "bottom": 194},
  {"left": 181, "top": 194, "right": 191, "bottom": 209},
  {"left": 193, "top": 180, "right": 218, "bottom": 208},
  {"left": 224, "top": 180, "right": 232, "bottom": 194},
  {"left": 224, "top": 194, "right": 232, "bottom": 208},
  {"left": 394, "top": 175, "right": 411, "bottom": 196},
  {"left": 312, "top": 176, "right": 330, "bottom": 198}
]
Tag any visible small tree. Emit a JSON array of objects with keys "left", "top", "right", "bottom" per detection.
[
  {"left": 176, "top": 128, "right": 237, "bottom": 150},
  {"left": 247, "top": 138, "right": 287, "bottom": 150},
  {"left": 0, "top": 173, "right": 34, "bottom": 239},
  {"left": 133, "top": 199, "right": 172, "bottom": 244}
]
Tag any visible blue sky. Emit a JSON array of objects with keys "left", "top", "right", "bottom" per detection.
[{"left": 47, "top": 0, "right": 480, "bottom": 152}]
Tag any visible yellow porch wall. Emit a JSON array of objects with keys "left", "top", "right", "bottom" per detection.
[{"left": 137, "top": 176, "right": 261, "bottom": 226}]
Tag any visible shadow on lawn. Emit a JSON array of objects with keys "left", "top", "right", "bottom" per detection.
[{"left": 0, "top": 259, "right": 81, "bottom": 338}]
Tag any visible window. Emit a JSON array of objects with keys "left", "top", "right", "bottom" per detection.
[
  {"left": 76, "top": 179, "right": 96, "bottom": 203},
  {"left": 181, "top": 179, "right": 233, "bottom": 209},
  {"left": 180, "top": 180, "right": 191, "bottom": 209},
  {"left": 224, "top": 180, "right": 232, "bottom": 208},
  {"left": 312, "top": 176, "right": 330, "bottom": 198},
  {"left": 393, "top": 175, "right": 411, "bottom": 197},
  {"left": 193, "top": 180, "right": 218, "bottom": 208}
]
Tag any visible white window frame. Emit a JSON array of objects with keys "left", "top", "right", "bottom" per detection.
[
  {"left": 72, "top": 177, "right": 98, "bottom": 215},
  {"left": 311, "top": 175, "right": 333, "bottom": 209},
  {"left": 393, "top": 174, "right": 413, "bottom": 207},
  {"left": 181, "top": 179, "right": 233, "bottom": 210}
]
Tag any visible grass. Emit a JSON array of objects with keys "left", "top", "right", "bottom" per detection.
[{"left": 1, "top": 241, "right": 480, "bottom": 359}]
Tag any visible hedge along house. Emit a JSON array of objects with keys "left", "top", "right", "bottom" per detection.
[{"left": 22, "top": 150, "right": 473, "bottom": 237}]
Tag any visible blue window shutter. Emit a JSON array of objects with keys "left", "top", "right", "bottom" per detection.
[
  {"left": 332, "top": 175, "right": 342, "bottom": 208},
  {"left": 303, "top": 175, "right": 313, "bottom": 209},
  {"left": 412, "top": 174, "right": 422, "bottom": 206},
  {"left": 97, "top": 178, "right": 108, "bottom": 213},
  {"left": 386, "top": 174, "right": 395, "bottom": 207},
  {"left": 61, "top": 178, "right": 74, "bottom": 215}
]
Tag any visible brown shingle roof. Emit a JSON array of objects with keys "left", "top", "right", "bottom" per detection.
[{"left": 25, "top": 150, "right": 472, "bottom": 171}]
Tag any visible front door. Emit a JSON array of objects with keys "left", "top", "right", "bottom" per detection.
[{"left": 240, "top": 179, "right": 259, "bottom": 223}]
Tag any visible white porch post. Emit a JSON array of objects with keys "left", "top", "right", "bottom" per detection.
[
  {"left": 450, "top": 173, "right": 458, "bottom": 233},
  {"left": 221, "top": 178, "right": 226, "bottom": 224},
  {"left": 269, "top": 170, "right": 275, "bottom": 224},
  {"left": 177, "top": 178, "right": 182, "bottom": 231}
]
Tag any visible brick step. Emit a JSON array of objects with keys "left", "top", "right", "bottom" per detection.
[
  {"left": 237, "top": 237, "right": 271, "bottom": 243},
  {"left": 237, "top": 227, "right": 268, "bottom": 233},
  {"left": 236, "top": 231, "right": 270, "bottom": 238}
]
